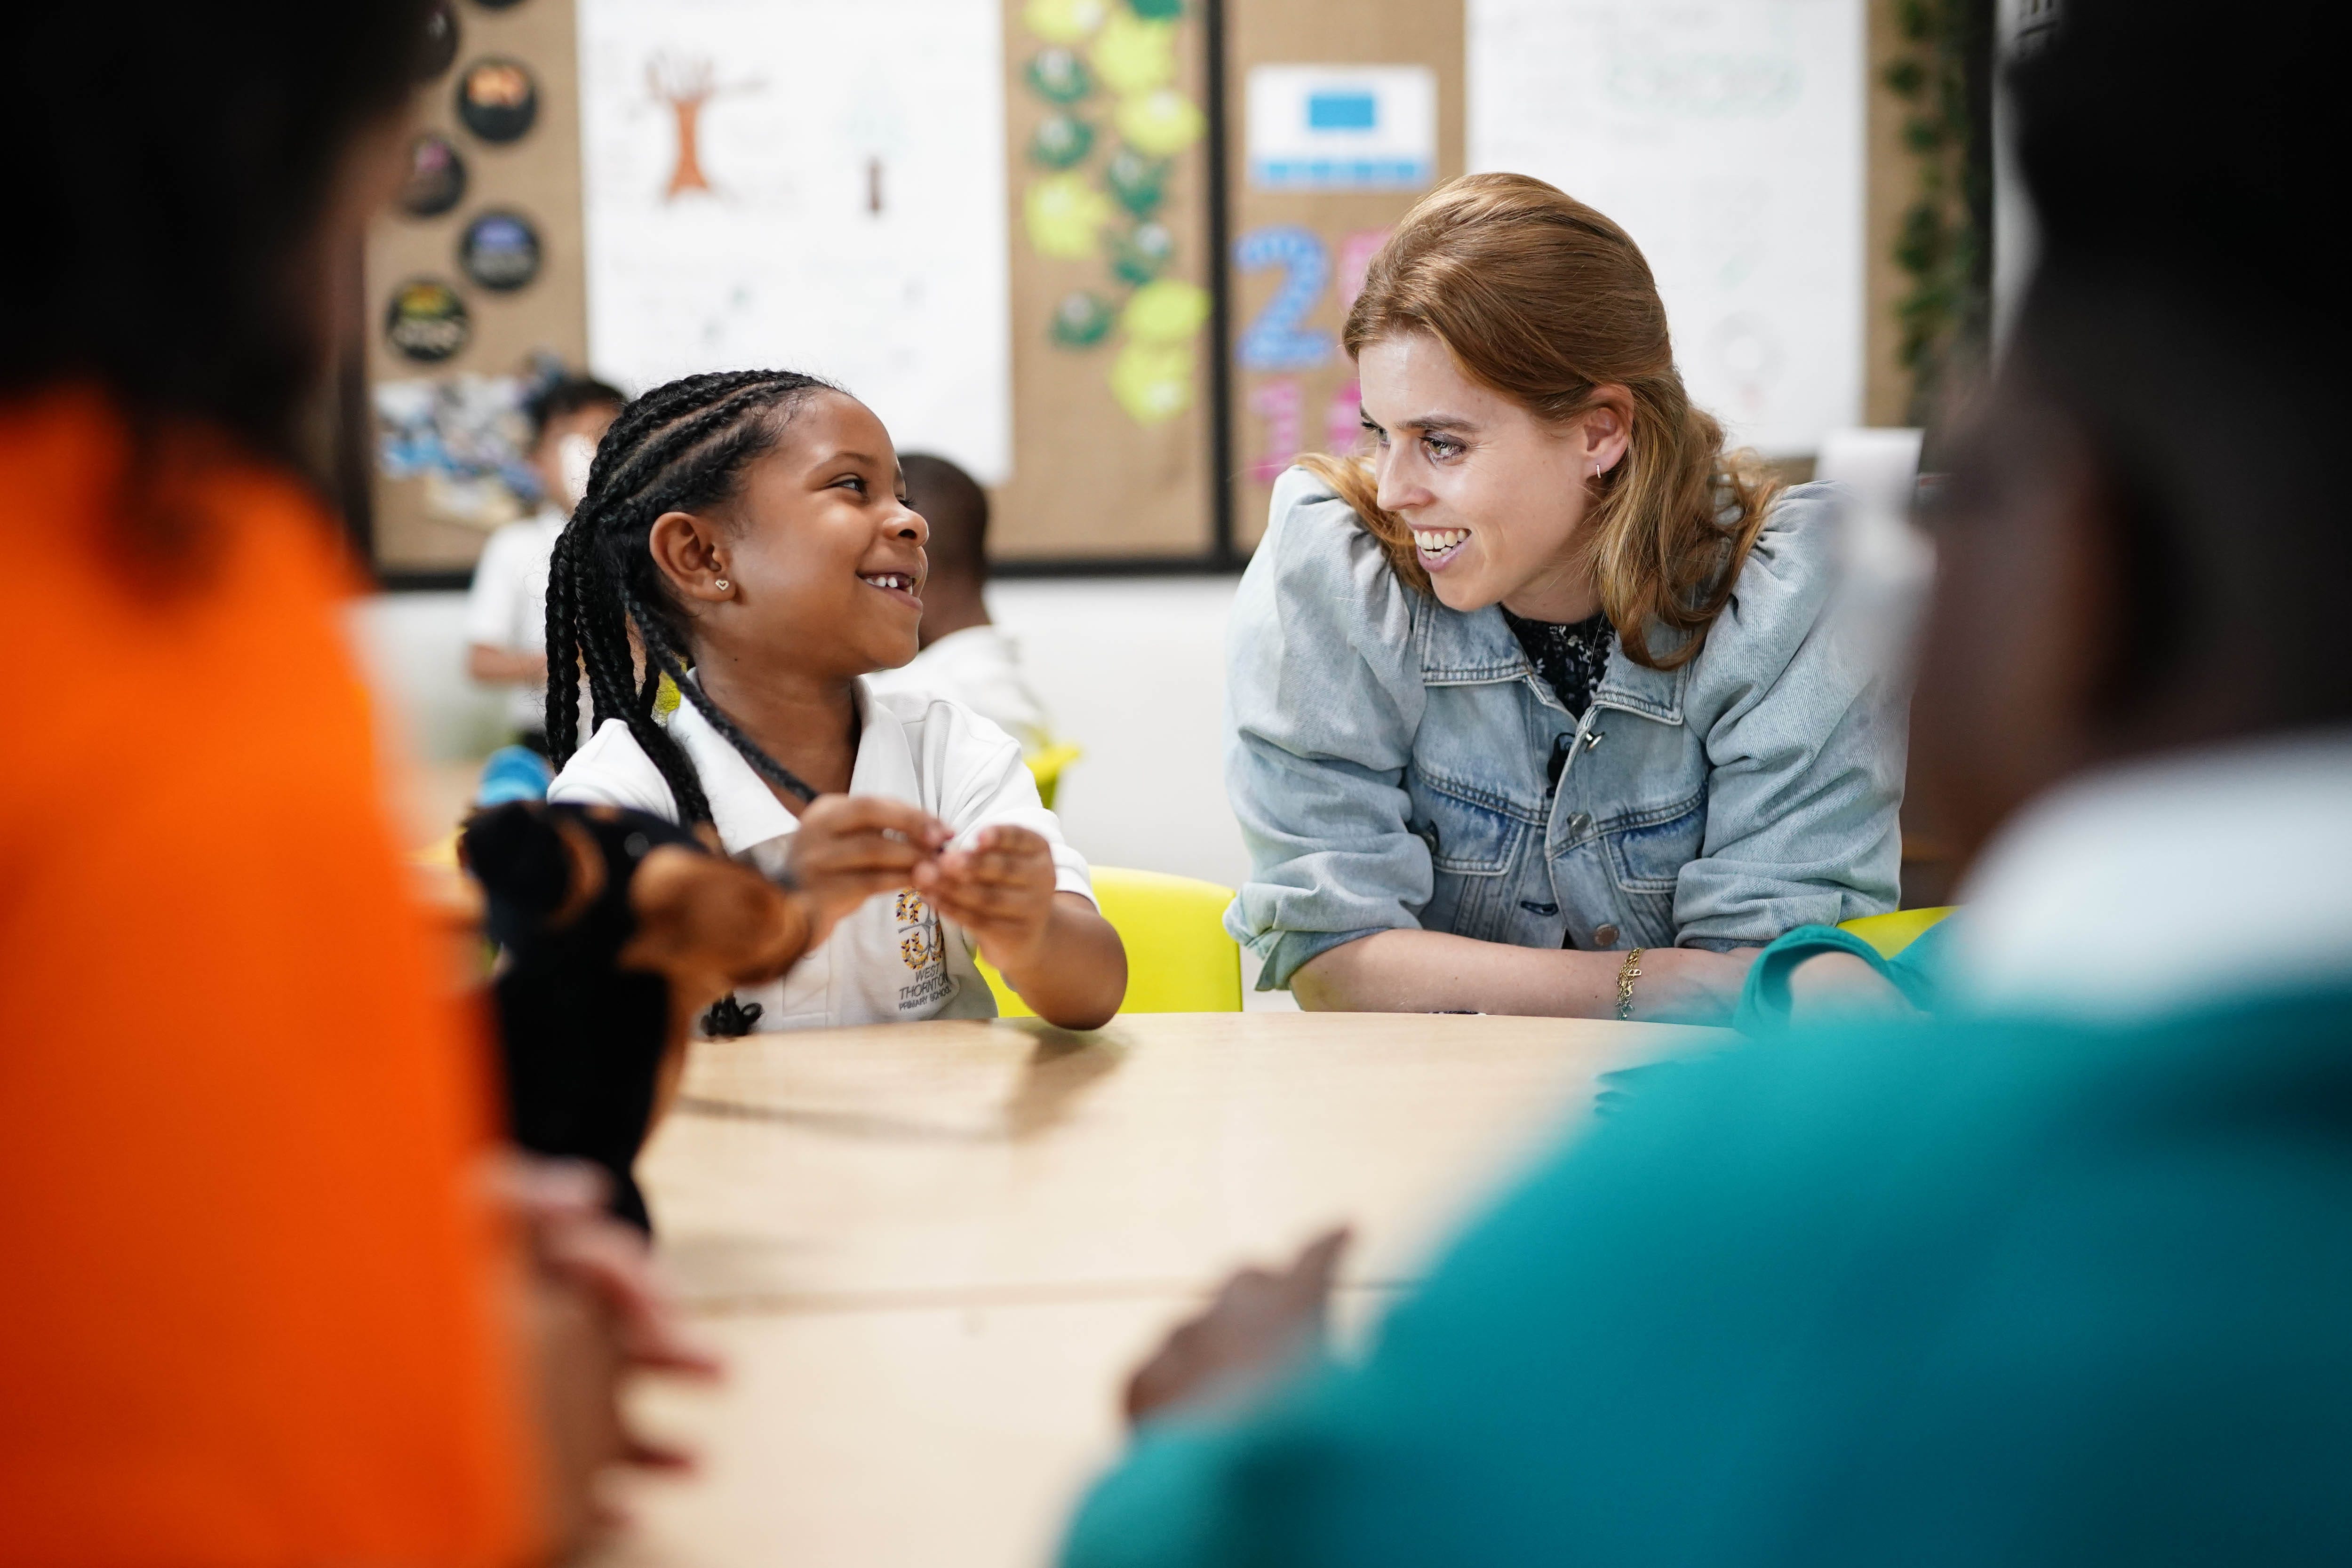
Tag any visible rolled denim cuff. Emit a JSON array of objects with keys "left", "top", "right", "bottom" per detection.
[{"left": 1254, "top": 925, "right": 1393, "bottom": 992}]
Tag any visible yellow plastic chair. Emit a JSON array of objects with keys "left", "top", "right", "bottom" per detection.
[
  {"left": 980, "top": 865, "right": 1243, "bottom": 1017},
  {"left": 1025, "top": 741, "right": 1084, "bottom": 810},
  {"left": 1838, "top": 905, "right": 1957, "bottom": 959}
]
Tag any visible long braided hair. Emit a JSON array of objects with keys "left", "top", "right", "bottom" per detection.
[{"left": 544, "top": 368, "right": 839, "bottom": 827}]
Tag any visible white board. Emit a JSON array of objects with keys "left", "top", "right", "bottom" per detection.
[
  {"left": 579, "top": 0, "right": 1012, "bottom": 481},
  {"left": 1467, "top": 0, "right": 1864, "bottom": 455}
]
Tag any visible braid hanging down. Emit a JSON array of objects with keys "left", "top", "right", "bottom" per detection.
[{"left": 543, "top": 368, "right": 840, "bottom": 828}]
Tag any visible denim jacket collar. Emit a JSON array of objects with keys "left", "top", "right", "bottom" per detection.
[{"left": 1416, "top": 597, "right": 1686, "bottom": 726}]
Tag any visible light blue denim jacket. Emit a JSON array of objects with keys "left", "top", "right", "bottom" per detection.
[{"left": 1225, "top": 467, "right": 1909, "bottom": 989}]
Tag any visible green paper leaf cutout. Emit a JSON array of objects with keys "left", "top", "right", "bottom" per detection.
[
  {"left": 1104, "top": 145, "right": 1170, "bottom": 218},
  {"left": 1026, "top": 48, "right": 1093, "bottom": 104},
  {"left": 1050, "top": 290, "right": 1118, "bottom": 348},
  {"left": 1109, "top": 220, "right": 1177, "bottom": 286},
  {"left": 1030, "top": 113, "right": 1097, "bottom": 169}
]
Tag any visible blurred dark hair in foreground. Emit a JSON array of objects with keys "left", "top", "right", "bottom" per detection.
[
  {"left": 1995, "top": 0, "right": 2352, "bottom": 736},
  {"left": 0, "top": 2, "right": 431, "bottom": 468}
]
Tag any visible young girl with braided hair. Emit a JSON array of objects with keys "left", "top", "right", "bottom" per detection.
[{"left": 543, "top": 369, "right": 1125, "bottom": 1031}]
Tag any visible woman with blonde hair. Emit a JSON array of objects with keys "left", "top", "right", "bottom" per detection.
[{"left": 1226, "top": 173, "right": 1908, "bottom": 1020}]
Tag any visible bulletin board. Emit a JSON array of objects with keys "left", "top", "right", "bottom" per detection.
[
  {"left": 365, "top": 0, "right": 590, "bottom": 576},
  {"left": 990, "top": 0, "right": 1219, "bottom": 562},
  {"left": 1223, "top": 1, "right": 1466, "bottom": 553}
]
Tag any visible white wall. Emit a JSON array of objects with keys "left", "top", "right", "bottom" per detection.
[
  {"left": 349, "top": 590, "right": 509, "bottom": 763},
  {"left": 987, "top": 577, "right": 1248, "bottom": 891}
]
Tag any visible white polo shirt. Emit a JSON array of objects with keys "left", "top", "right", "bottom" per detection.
[
  {"left": 464, "top": 509, "right": 565, "bottom": 732},
  {"left": 545, "top": 677, "right": 1094, "bottom": 1032}
]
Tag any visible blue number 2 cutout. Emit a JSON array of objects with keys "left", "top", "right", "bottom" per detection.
[{"left": 1234, "top": 226, "right": 1333, "bottom": 373}]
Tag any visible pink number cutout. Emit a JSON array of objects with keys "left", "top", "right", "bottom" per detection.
[
  {"left": 1325, "top": 377, "right": 1363, "bottom": 456},
  {"left": 1247, "top": 378, "right": 1304, "bottom": 484},
  {"left": 1335, "top": 229, "right": 1391, "bottom": 318}
]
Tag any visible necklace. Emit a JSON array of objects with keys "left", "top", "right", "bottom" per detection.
[{"left": 1502, "top": 607, "right": 1614, "bottom": 717}]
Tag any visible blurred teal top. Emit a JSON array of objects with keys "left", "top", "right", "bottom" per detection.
[{"left": 1060, "top": 983, "right": 2352, "bottom": 1567}]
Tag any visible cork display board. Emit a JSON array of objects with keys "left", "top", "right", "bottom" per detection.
[
  {"left": 365, "top": 0, "right": 588, "bottom": 574},
  {"left": 1221, "top": 1, "right": 1465, "bottom": 553},
  {"left": 989, "top": 0, "right": 1218, "bottom": 561}
]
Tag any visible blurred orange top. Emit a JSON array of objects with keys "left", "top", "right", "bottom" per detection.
[{"left": 0, "top": 391, "right": 541, "bottom": 1566}]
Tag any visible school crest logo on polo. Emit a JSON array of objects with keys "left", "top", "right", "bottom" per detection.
[{"left": 894, "top": 889, "right": 954, "bottom": 1011}]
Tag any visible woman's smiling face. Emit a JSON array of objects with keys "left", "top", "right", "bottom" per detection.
[{"left": 1358, "top": 331, "right": 1629, "bottom": 621}]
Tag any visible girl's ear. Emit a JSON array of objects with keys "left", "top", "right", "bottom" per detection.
[{"left": 648, "top": 510, "right": 734, "bottom": 604}]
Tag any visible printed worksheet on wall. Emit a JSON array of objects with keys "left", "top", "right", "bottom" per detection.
[
  {"left": 1467, "top": 0, "right": 1864, "bottom": 455},
  {"left": 578, "top": 0, "right": 1013, "bottom": 481}
]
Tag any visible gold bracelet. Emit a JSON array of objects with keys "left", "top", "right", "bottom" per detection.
[{"left": 1615, "top": 947, "right": 1645, "bottom": 1022}]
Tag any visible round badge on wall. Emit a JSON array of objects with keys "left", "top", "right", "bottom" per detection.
[
  {"left": 456, "top": 57, "right": 538, "bottom": 143},
  {"left": 459, "top": 210, "right": 542, "bottom": 291},
  {"left": 397, "top": 132, "right": 468, "bottom": 218},
  {"left": 385, "top": 279, "right": 472, "bottom": 363},
  {"left": 417, "top": 0, "right": 459, "bottom": 80}
]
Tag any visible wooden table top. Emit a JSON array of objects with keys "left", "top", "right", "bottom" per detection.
[{"left": 601, "top": 1010, "right": 1717, "bottom": 1568}]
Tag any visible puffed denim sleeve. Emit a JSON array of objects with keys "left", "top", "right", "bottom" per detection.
[
  {"left": 1224, "top": 468, "right": 1430, "bottom": 988},
  {"left": 1673, "top": 485, "right": 1909, "bottom": 947}
]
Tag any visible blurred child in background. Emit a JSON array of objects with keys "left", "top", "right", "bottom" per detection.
[
  {"left": 543, "top": 374, "right": 1125, "bottom": 1032},
  {"left": 866, "top": 452, "right": 1053, "bottom": 754},
  {"left": 467, "top": 376, "right": 623, "bottom": 804}
]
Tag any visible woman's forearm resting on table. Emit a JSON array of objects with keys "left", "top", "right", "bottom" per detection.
[
  {"left": 997, "top": 892, "right": 1129, "bottom": 1031},
  {"left": 1290, "top": 927, "right": 1756, "bottom": 1024}
]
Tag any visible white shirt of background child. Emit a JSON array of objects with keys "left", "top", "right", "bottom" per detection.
[
  {"left": 463, "top": 509, "right": 565, "bottom": 732},
  {"left": 546, "top": 678, "right": 1094, "bottom": 1031},
  {"left": 865, "top": 624, "right": 1052, "bottom": 755}
]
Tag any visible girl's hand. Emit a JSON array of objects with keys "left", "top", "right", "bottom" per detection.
[
  {"left": 784, "top": 796, "right": 953, "bottom": 948},
  {"left": 912, "top": 823, "right": 1059, "bottom": 974}
]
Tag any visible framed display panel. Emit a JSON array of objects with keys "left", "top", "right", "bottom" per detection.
[
  {"left": 365, "top": 0, "right": 589, "bottom": 580},
  {"left": 991, "top": 0, "right": 1221, "bottom": 564},
  {"left": 1222, "top": 0, "right": 1465, "bottom": 554}
]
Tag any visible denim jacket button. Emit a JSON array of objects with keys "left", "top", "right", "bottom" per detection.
[
  {"left": 1593, "top": 922, "right": 1621, "bottom": 947},
  {"left": 1566, "top": 812, "right": 1594, "bottom": 837}
]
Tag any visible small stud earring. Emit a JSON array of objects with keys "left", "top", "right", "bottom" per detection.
[{"left": 714, "top": 577, "right": 731, "bottom": 592}]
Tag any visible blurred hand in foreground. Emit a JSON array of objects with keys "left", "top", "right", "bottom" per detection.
[
  {"left": 1125, "top": 1229, "right": 1352, "bottom": 1426},
  {"left": 496, "top": 1155, "right": 721, "bottom": 1554}
]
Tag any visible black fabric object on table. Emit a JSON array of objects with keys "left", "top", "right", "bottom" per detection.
[
  {"left": 462, "top": 801, "right": 705, "bottom": 1232},
  {"left": 1503, "top": 606, "right": 1614, "bottom": 723}
]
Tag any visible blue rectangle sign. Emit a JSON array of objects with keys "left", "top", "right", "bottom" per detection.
[{"left": 1306, "top": 91, "right": 1379, "bottom": 130}]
